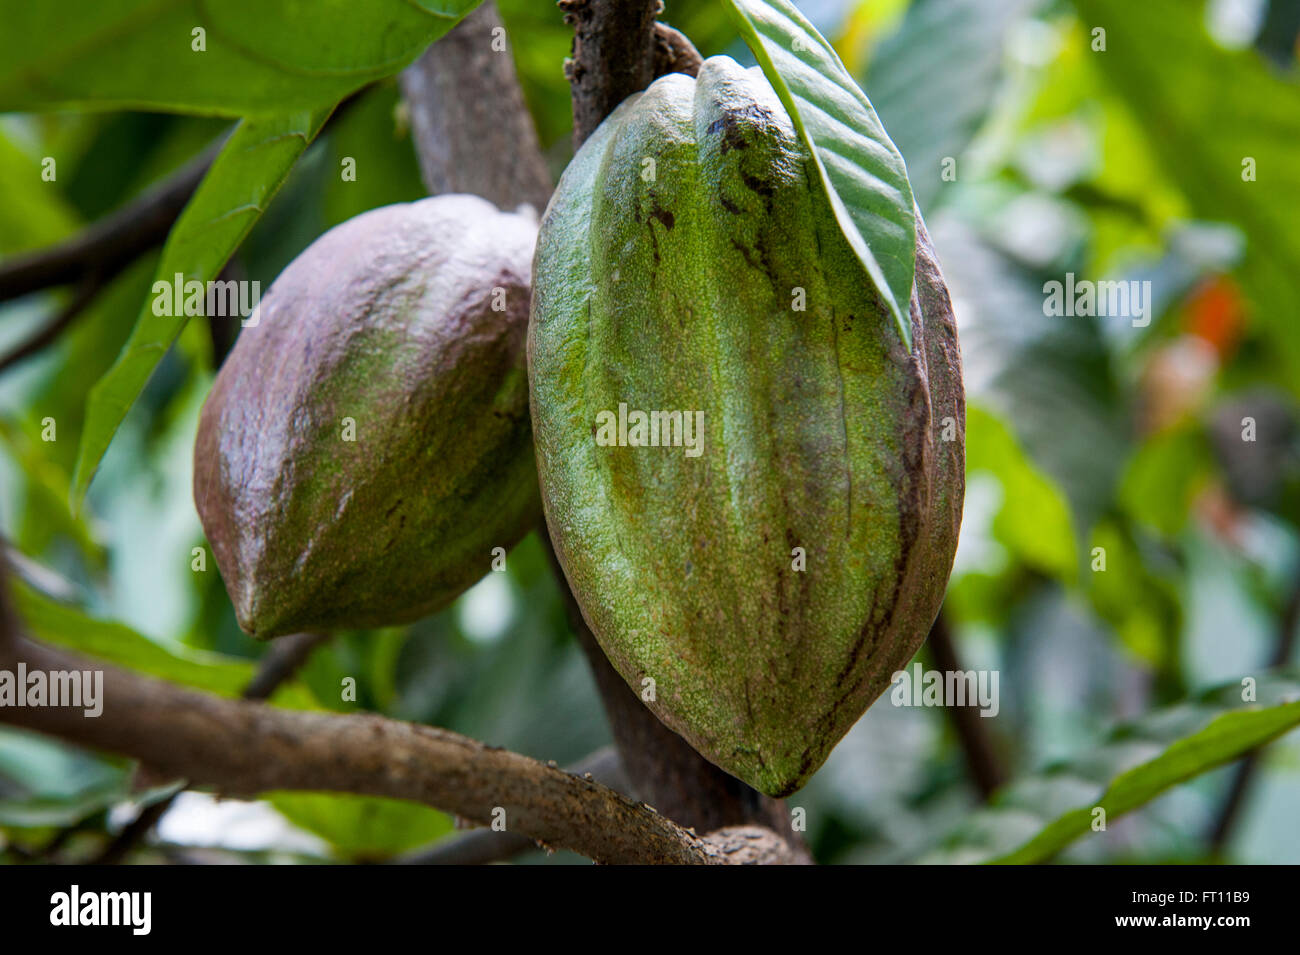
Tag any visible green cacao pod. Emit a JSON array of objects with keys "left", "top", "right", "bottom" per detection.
[
  {"left": 195, "top": 194, "right": 540, "bottom": 639},
  {"left": 528, "top": 57, "right": 964, "bottom": 796}
]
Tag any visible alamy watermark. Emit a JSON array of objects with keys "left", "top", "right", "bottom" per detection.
[
  {"left": 594, "top": 402, "right": 704, "bottom": 457},
  {"left": 889, "top": 663, "right": 999, "bottom": 717},
  {"left": 152, "top": 272, "right": 261, "bottom": 327},
  {"left": 50, "top": 885, "right": 150, "bottom": 935},
  {"left": 0, "top": 663, "right": 103, "bottom": 717},
  {"left": 1043, "top": 273, "right": 1152, "bottom": 327}
]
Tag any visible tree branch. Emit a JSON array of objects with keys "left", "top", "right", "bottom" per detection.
[
  {"left": 652, "top": 22, "right": 704, "bottom": 79},
  {"left": 240, "top": 630, "right": 331, "bottom": 702},
  {"left": 0, "top": 560, "right": 787, "bottom": 864},
  {"left": 561, "top": 0, "right": 661, "bottom": 148},
  {"left": 398, "top": 746, "right": 626, "bottom": 864},
  {"left": 0, "top": 633, "right": 722, "bottom": 864},
  {"left": 0, "top": 275, "right": 104, "bottom": 374},
  {"left": 927, "top": 611, "right": 1006, "bottom": 800},
  {"left": 399, "top": 2, "right": 553, "bottom": 212},
  {"left": 0, "top": 143, "right": 220, "bottom": 306},
  {"left": 89, "top": 630, "right": 331, "bottom": 864}
]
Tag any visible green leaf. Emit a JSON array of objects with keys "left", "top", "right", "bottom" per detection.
[
  {"left": 0, "top": 781, "right": 180, "bottom": 829},
  {"left": 1071, "top": 0, "right": 1300, "bottom": 389},
  {"left": 1119, "top": 424, "right": 1214, "bottom": 539},
  {"left": 924, "top": 671, "right": 1300, "bottom": 863},
  {"left": 71, "top": 109, "right": 330, "bottom": 504},
  {"left": 0, "top": 131, "right": 82, "bottom": 254},
  {"left": 268, "top": 792, "right": 452, "bottom": 859},
  {"left": 966, "top": 404, "right": 1078, "bottom": 581},
  {"left": 721, "top": 0, "right": 917, "bottom": 349},
  {"left": 10, "top": 579, "right": 253, "bottom": 696},
  {"left": 0, "top": 418, "right": 104, "bottom": 568},
  {"left": 865, "top": 0, "right": 1037, "bottom": 214},
  {"left": 0, "top": 726, "right": 123, "bottom": 801},
  {"left": 0, "top": 1, "right": 480, "bottom": 116}
]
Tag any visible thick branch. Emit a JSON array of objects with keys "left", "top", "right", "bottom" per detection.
[
  {"left": 0, "top": 633, "right": 714, "bottom": 865},
  {"left": 90, "top": 629, "right": 331, "bottom": 864},
  {"left": 3, "top": 552, "right": 793, "bottom": 865},
  {"left": 0, "top": 555, "right": 711, "bottom": 865},
  {"left": 399, "top": 2, "right": 553, "bottom": 211}
]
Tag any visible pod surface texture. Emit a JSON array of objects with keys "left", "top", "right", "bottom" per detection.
[
  {"left": 528, "top": 58, "right": 965, "bottom": 796},
  {"left": 196, "top": 194, "right": 540, "bottom": 639}
]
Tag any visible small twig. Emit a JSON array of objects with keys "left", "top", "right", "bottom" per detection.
[
  {"left": 0, "top": 144, "right": 221, "bottom": 306},
  {"left": 1207, "top": 559, "right": 1300, "bottom": 854},
  {"left": 927, "top": 611, "right": 1006, "bottom": 800},
  {"left": 241, "top": 631, "right": 331, "bottom": 702},
  {"left": 652, "top": 22, "right": 703, "bottom": 79},
  {"left": 0, "top": 275, "right": 104, "bottom": 374},
  {"left": 89, "top": 791, "right": 170, "bottom": 866}
]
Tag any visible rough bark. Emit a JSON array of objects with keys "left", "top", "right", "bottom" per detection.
[
  {"left": 91, "top": 630, "right": 330, "bottom": 864},
  {"left": 652, "top": 22, "right": 704, "bottom": 79},
  {"left": 561, "top": 0, "right": 661, "bottom": 148},
  {"left": 399, "top": 747, "right": 626, "bottom": 864}
]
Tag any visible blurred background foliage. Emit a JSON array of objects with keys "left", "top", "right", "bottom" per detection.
[{"left": 1, "top": 0, "right": 1299, "bottom": 864}]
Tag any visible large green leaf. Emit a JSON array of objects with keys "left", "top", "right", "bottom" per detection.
[
  {"left": 924, "top": 671, "right": 1300, "bottom": 863},
  {"left": 0, "top": 1, "right": 480, "bottom": 116},
  {"left": 721, "top": 0, "right": 917, "bottom": 348},
  {"left": 11, "top": 579, "right": 254, "bottom": 696},
  {"left": 865, "top": 0, "right": 1037, "bottom": 214},
  {"left": 71, "top": 109, "right": 330, "bottom": 504},
  {"left": 1071, "top": 0, "right": 1300, "bottom": 388}
]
